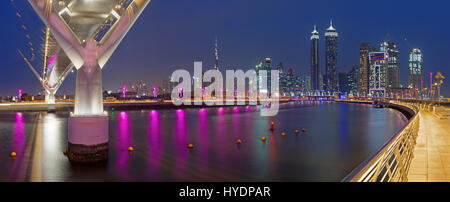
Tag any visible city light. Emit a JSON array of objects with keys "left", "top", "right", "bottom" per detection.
[{"left": 1, "top": 0, "right": 449, "bottom": 188}]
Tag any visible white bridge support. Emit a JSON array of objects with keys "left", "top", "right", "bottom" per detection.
[
  {"left": 44, "top": 90, "right": 55, "bottom": 104},
  {"left": 28, "top": 0, "right": 151, "bottom": 162}
]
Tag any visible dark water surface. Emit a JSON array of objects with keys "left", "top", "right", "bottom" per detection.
[{"left": 0, "top": 101, "right": 408, "bottom": 181}]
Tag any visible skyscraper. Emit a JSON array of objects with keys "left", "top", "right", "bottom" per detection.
[
  {"left": 286, "top": 68, "right": 296, "bottom": 96},
  {"left": 369, "top": 52, "right": 388, "bottom": 96},
  {"left": 348, "top": 65, "right": 360, "bottom": 96},
  {"left": 278, "top": 63, "right": 287, "bottom": 96},
  {"left": 325, "top": 20, "right": 338, "bottom": 92},
  {"left": 214, "top": 36, "right": 219, "bottom": 71},
  {"left": 310, "top": 25, "right": 320, "bottom": 90},
  {"left": 255, "top": 57, "right": 273, "bottom": 95},
  {"left": 380, "top": 41, "right": 400, "bottom": 89},
  {"left": 408, "top": 48, "right": 423, "bottom": 93},
  {"left": 359, "top": 43, "right": 377, "bottom": 96}
]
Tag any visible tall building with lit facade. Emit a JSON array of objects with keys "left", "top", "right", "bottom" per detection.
[
  {"left": 278, "top": 63, "right": 288, "bottom": 96},
  {"left": 310, "top": 25, "right": 320, "bottom": 90},
  {"left": 408, "top": 48, "right": 423, "bottom": 92},
  {"left": 380, "top": 41, "right": 400, "bottom": 89},
  {"left": 348, "top": 65, "right": 359, "bottom": 96},
  {"left": 287, "top": 68, "right": 296, "bottom": 95},
  {"left": 214, "top": 36, "right": 220, "bottom": 71},
  {"left": 302, "top": 75, "right": 311, "bottom": 92},
  {"left": 325, "top": 20, "right": 338, "bottom": 92},
  {"left": 359, "top": 43, "right": 377, "bottom": 96},
  {"left": 255, "top": 57, "right": 273, "bottom": 95},
  {"left": 369, "top": 52, "right": 388, "bottom": 96}
]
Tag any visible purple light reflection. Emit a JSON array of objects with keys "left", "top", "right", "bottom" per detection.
[
  {"left": 174, "top": 109, "right": 188, "bottom": 179},
  {"left": 233, "top": 106, "right": 240, "bottom": 113},
  {"left": 116, "top": 111, "right": 131, "bottom": 173},
  {"left": 246, "top": 106, "right": 252, "bottom": 112},
  {"left": 218, "top": 107, "right": 225, "bottom": 115},
  {"left": 147, "top": 110, "right": 162, "bottom": 178},
  {"left": 196, "top": 107, "right": 210, "bottom": 174},
  {"left": 11, "top": 112, "right": 25, "bottom": 180}
]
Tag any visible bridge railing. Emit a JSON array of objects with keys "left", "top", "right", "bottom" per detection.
[{"left": 343, "top": 102, "right": 420, "bottom": 182}]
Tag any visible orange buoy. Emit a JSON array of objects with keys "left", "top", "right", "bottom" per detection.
[
  {"left": 295, "top": 130, "right": 300, "bottom": 134},
  {"left": 188, "top": 144, "right": 194, "bottom": 149},
  {"left": 11, "top": 152, "right": 16, "bottom": 157},
  {"left": 63, "top": 149, "right": 68, "bottom": 155},
  {"left": 128, "top": 146, "right": 134, "bottom": 152},
  {"left": 261, "top": 136, "right": 267, "bottom": 142},
  {"left": 281, "top": 132, "right": 286, "bottom": 136},
  {"left": 236, "top": 139, "right": 242, "bottom": 144}
]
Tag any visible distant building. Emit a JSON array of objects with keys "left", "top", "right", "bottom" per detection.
[
  {"left": 325, "top": 20, "right": 338, "bottom": 92},
  {"left": 135, "top": 81, "right": 148, "bottom": 97},
  {"left": 277, "top": 62, "right": 284, "bottom": 74},
  {"left": 408, "top": 48, "right": 423, "bottom": 94},
  {"left": 279, "top": 64, "right": 288, "bottom": 96},
  {"left": 380, "top": 41, "right": 400, "bottom": 89},
  {"left": 255, "top": 57, "right": 273, "bottom": 96},
  {"left": 302, "top": 75, "right": 311, "bottom": 92},
  {"left": 310, "top": 25, "right": 320, "bottom": 90},
  {"left": 338, "top": 72, "right": 349, "bottom": 93},
  {"left": 359, "top": 43, "right": 377, "bottom": 96},
  {"left": 214, "top": 36, "right": 220, "bottom": 71},
  {"left": 294, "top": 75, "right": 303, "bottom": 95},
  {"left": 348, "top": 65, "right": 360, "bottom": 96},
  {"left": 286, "top": 68, "right": 296, "bottom": 96},
  {"left": 369, "top": 52, "right": 388, "bottom": 96}
]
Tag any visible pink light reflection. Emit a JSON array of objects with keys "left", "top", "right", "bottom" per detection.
[
  {"left": 148, "top": 110, "right": 162, "bottom": 177},
  {"left": 116, "top": 111, "right": 131, "bottom": 173},
  {"left": 246, "top": 106, "right": 252, "bottom": 112},
  {"left": 233, "top": 106, "right": 240, "bottom": 113},
  {"left": 174, "top": 108, "right": 188, "bottom": 179},
  {"left": 11, "top": 112, "right": 25, "bottom": 180},
  {"left": 218, "top": 107, "right": 225, "bottom": 115}
]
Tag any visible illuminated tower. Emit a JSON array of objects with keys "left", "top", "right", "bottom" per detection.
[
  {"left": 325, "top": 20, "right": 338, "bottom": 92},
  {"left": 214, "top": 36, "right": 219, "bottom": 71},
  {"left": 369, "top": 52, "right": 388, "bottom": 96},
  {"left": 255, "top": 57, "right": 273, "bottom": 96},
  {"left": 28, "top": 0, "right": 151, "bottom": 162},
  {"left": 408, "top": 48, "right": 423, "bottom": 94},
  {"left": 380, "top": 41, "right": 400, "bottom": 89},
  {"left": 310, "top": 25, "right": 320, "bottom": 90},
  {"left": 359, "top": 43, "right": 377, "bottom": 96}
]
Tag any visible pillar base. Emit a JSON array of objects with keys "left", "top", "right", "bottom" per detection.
[{"left": 68, "top": 115, "right": 109, "bottom": 163}]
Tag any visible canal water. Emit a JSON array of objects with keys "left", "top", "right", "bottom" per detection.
[{"left": 0, "top": 101, "right": 407, "bottom": 181}]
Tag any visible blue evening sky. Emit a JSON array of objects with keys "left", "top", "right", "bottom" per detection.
[{"left": 0, "top": 0, "right": 448, "bottom": 96}]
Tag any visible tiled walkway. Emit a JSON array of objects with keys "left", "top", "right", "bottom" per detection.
[{"left": 407, "top": 110, "right": 450, "bottom": 182}]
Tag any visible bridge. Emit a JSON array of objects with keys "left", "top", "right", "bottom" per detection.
[
  {"left": 27, "top": 0, "right": 151, "bottom": 162},
  {"left": 9, "top": 1, "right": 450, "bottom": 181}
]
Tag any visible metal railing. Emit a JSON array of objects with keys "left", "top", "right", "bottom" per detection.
[{"left": 343, "top": 102, "right": 420, "bottom": 182}]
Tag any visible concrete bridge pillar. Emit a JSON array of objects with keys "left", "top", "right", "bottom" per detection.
[{"left": 28, "top": 0, "right": 151, "bottom": 162}]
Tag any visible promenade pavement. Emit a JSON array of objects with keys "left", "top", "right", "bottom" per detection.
[{"left": 408, "top": 108, "right": 450, "bottom": 182}]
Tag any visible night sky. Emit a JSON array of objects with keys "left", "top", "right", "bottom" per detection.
[{"left": 0, "top": 0, "right": 449, "bottom": 96}]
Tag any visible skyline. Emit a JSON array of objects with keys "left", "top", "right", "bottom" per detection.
[
  {"left": 0, "top": 0, "right": 448, "bottom": 96},
  {"left": 0, "top": 0, "right": 447, "bottom": 185}
]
